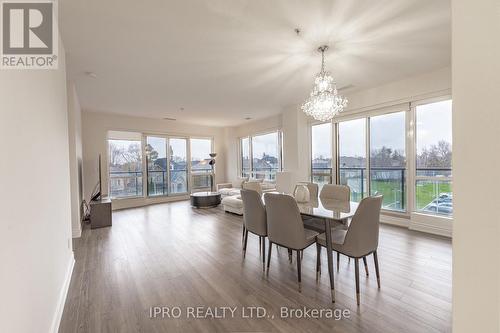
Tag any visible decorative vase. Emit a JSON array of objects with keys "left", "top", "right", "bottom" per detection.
[{"left": 294, "top": 184, "right": 310, "bottom": 203}]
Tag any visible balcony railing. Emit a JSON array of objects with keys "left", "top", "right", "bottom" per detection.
[
  {"left": 244, "top": 167, "right": 279, "bottom": 181},
  {"left": 191, "top": 170, "right": 212, "bottom": 190},
  {"left": 311, "top": 167, "right": 452, "bottom": 216},
  {"left": 109, "top": 171, "right": 143, "bottom": 198},
  {"left": 148, "top": 169, "right": 191, "bottom": 195}
]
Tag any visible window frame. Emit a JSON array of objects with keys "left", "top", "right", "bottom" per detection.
[
  {"left": 410, "top": 96, "right": 453, "bottom": 218},
  {"left": 143, "top": 134, "right": 193, "bottom": 197},
  {"left": 310, "top": 95, "right": 452, "bottom": 221},
  {"left": 107, "top": 136, "right": 144, "bottom": 199},
  {"left": 310, "top": 121, "right": 334, "bottom": 185},
  {"left": 189, "top": 136, "right": 215, "bottom": 192},
  {"left": 238, "top": 129, "right": 283, "bottom": 180}
]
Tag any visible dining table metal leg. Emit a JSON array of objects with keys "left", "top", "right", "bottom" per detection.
[{"left": 324, "top": 218, "right": 335, "bottom": 303}]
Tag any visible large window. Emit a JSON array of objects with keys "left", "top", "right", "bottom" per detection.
[
  {"left": 338, "top": 119, "right": 367, "bottom": 202},
  {"left": 251, "top": 132, "right": 281, "bottom": 180},
  {"left": 191, "top": 138, "right": 213, "bottom": 190},
  {"left": 169, "top": 138, "right": 188, "bottom": 194},
  {"left": 146, "top": 137, "right": 188, "bottom": 196},
  {"left": 370, "top": 112, "right": 406, "bottom": 211},
  {"left": 239, "top": 131, "right": 282, "bottom": 180},
  {"left": 146, "top": 137, "right": 167, "bottom": 196},
  {"left": 311, "top": 123, "right": 332, "bottom": 187},
  {"left": 241, "top": 137, "right": 250, "bottom": 178},
  {"left": 415, "top": 100, "right": 452, "bottom": 216},
  {"left": 109, "top": 139, "right": 143, "bottom": 198}
]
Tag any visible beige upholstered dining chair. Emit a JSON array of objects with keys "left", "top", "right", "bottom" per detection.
[
  {"left": 318, "top": 184, "right": 353, "bottom": 269},
  {"left": 320, "top": 184, "right": 351, "bottom": 202},
  {"left": 240, "top": 189, "right": 268, "bottom": 271},
  {"left": 242, "top": 181, "right": 263, "bottom": 195},
  {"left": 316, "top": 195, "right": 383, "bottom": 305},
  {"left": 264, "top": 193, "right": 319, "bottom": 291},
  {"left": 293, "top": 182, "right": 319, "bottom": 199}
]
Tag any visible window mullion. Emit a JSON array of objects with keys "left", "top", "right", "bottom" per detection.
[{"left": 366, "top": 117, "right": 371, "bottom": 198}]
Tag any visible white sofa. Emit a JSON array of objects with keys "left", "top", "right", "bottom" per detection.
[{"left": 218, "top": 178, "right": 276, "bottom": 215}]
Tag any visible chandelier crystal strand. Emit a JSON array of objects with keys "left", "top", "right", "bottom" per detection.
[{"left": 301, "top": 45, "right": 348, "bottom": 122}]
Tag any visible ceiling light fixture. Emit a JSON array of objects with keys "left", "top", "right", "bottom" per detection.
[{"left": 301, "top": 45, "right": 348, "bottom": 122}]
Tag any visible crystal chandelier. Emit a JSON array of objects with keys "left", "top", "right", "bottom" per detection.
[{"left": 301, "top": 45, "right": 348, "bottom": 122}]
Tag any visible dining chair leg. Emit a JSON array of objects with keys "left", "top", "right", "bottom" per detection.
[
  {"left": 297, "top": 250, "right": 302, "bottom": 292},
  {"left": 316, "top": 243, "right": 321, "bottom": 277},
  {"left": 243, "top": 230, "right": 248, "bottom": 258},
  {"left": 362, "top": 256, "right": 369, "bottom": 276},
  {"left": 261, "top": 237, "right": 266, "bottom": 271},
  {"left": 354, "top": 258, "right": 360, "bottom": 306},
  {"left": 373, "top": 250, "right": 381, "bottom": 289},
  {"left": 267, "top": 240, "right": 272, "bottom": 272},
  {"left": 288, "top": 248, "right": 293, "bottom": 263},
  {"left": 336, "top": 252, "right": 340, "bottom": 272}
]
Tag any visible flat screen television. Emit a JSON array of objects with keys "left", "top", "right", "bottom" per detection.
[{"left": 90, "top": 154, "right": 102, "bottom": 201}]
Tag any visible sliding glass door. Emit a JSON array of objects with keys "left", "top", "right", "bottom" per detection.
[
  {"left": 109, "top": 139, "right": 143, "bottom": 198},
  {"left": 169, "top": 138, "right": 188, "bottom": 194},
  {"left": 311, "top": 123, "right": 333, "bottom": 187},
  {"left": 251, "top": 132, "right": 280, "bottom": 180},
  {"left": 146, "top": 136, "right": 167, "bottom": 196},
  {"left": 415, "top": 100, "right": 452, "bottom": 215},
  {"left": 338, "top": 119, "right": 367, "bottom": 202},
  {"left": 190, "top": 138, "right": 213, "bottom": 190},
  {"left": 369, "top": 112, "right": 406, "bottom": 211},
  {"left": 145, "top": 136, "right": 202, "bottom": 195}
]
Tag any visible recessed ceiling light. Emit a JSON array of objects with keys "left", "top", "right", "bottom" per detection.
[
  {"left": 244, "top": 117, "right": 252, "bottom": 120},
  {"left": 84, "top": 71, "right": 97, "bottom": 78},
  {"left": 179, "top": 107, "right": 185, "bottom": 111},
  {"left": 163, "top": 117, "right": 176, "bottom": 121}
]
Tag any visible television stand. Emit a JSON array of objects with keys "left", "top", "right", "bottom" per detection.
[{"left": 90, "top": 197, "right": 112, "bottom": 229}]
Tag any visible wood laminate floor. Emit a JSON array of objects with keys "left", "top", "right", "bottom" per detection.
[{"left": 59, "top": 200, "right": 452, "bottom": 333}]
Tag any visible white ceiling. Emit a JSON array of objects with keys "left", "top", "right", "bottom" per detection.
[{"left": 60, "top": 0, "right": 451, "bottom": 127}]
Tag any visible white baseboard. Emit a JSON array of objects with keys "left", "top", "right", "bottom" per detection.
[
  {"left": 380, "top": 212, "right": 452, "bottom": 238},
  {"left": 50, "top": 254, "right": 75, "bottom": 333},
  {"left": 410, "top": 222, "right": 451, "bottom": 237},
  {"left": 380, "top": 214, "right": 410, "bottom": 228},
  {"left": 72, "top": 225, "right": 82, "bottom": 238}
]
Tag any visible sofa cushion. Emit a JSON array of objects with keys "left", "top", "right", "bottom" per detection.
[
  {"left": 219, "top": 188, "right": 240, "bottom": 197},
  {"left": 222, "top": 195, "right": 244, "bottom": 208}
]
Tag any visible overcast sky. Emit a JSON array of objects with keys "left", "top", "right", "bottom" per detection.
[{"left": 251, "top": 132, "right": 279, "bottom": 158}]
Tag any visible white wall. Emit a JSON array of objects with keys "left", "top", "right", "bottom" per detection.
[
  {"left": 343, "top": 66, "right": 451, "bottom": 113},
  {"left": 452, "top": 0, "right": 500, "bottom": 331},
  {"left": 0, "top": 42, "right": 74, "bottom": 332},
  {"left": 82, "top": 111, "right": 227, "bottom": 210},
  {"left": 67, "top": 82, "right": 83, "bottom": 237}
]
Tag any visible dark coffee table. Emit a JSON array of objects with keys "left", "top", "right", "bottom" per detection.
[{"left": 190, "top": 191, "right": 221, "bottom": 208}]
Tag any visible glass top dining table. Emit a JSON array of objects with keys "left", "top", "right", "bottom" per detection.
[
  {"left": 297, "top": 198, "right": 358, "bottom": 222},
  {"left": 263, "top": 192, "right": 360, "bottom": 303}
]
